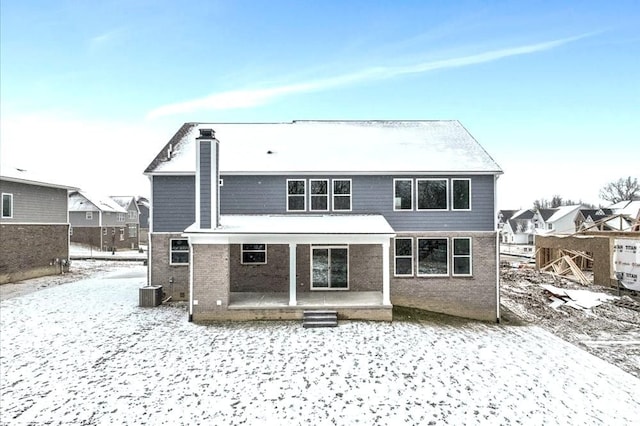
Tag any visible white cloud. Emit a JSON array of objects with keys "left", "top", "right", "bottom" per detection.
[{"left": 147, "top": 33, "right": 592, "bottom": 118}]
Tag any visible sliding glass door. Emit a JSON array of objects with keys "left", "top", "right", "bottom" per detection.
[{"left": 311, "top": 246, "right": 348, "bottom": 289}]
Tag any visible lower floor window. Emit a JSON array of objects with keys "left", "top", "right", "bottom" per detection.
[
  {"left": 417, "top": 238, "right": 449, "bottom": 276},
  {"left": 170, "top": 239, "right": 189, "bottom": 265},
  {"left": 128, "top": 225, "right": 137, "bottom": 238},
  {"left": 394, "top": 238, "right": 413, "bottom": 276},
  {"left": 452, "top": 237, "right": 472, "bottom": 276},
  {"left": 241, "top": 244, "right": 267, "bottom": 264},
  {"left": 312, "top": 246, "right": 348, "bottom": 289},
  {"left": 397, "top": 236, "right": 473, "bottom": 277}
]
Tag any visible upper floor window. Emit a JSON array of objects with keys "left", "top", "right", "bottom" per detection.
[
  {"left": 417, "top": 179, "right": 448, "bottom": 210},
  {"left": 1, "top": 193, "right": 13, "bottom": 218},
  {"left": 86, "top": 211, "right": 93, "bottom": 220},
  {"left": 394, "top": 238, "right": 413, "bottom": 276},
  {"left": 394, "top": 179, "right": 413, "bottom": 211},
  {"left": 417, "top": 238, "right": 449, "bottom": 276},
  {"left": 170, "top": 239, "right": 189, "bottom": 265},
  {"left": 128, "top": 210, "right": 137, "bottom": 219},
  {"left": 310, "top": 179, "right": 329, "bottom": 211},
  {"left": 287, "top": 179, "right": 306, "bottom": 211},
  {"left": 117, "top": 213, "right": 125, "bottom": 222},
  {"left": 332, "top": 179, "right": 352, "bottom": 211},
  {"left": 452, "top": 179, "right": 471, "bottom": 210}
]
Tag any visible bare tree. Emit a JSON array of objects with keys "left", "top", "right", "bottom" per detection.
[{"left": 599, "top": 176, "right": 640, "bottom": 203}]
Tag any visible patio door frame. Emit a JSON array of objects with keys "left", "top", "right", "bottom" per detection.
[{"left": 310, "top": 245, "right": 349, "bottom": 290}]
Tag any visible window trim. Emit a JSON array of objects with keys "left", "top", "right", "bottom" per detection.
[
  {"left": 103, "top": 228, "right": 107, "bottom": 236},
  {"left": 451, "top": 178, "right": 472, "bottom": 211},
  {"left": 1, "top": 193, "right": 13, "bottom": 218},
  {"left": 128, "top": 210, "right": 137, "bottom": 219},
  {"left": 416, "top": 237, "right": 449, "bottom": 277},
  {"left": 393, "top": 237, "right": 414, "bottom": 277},
  {"left": 117, "top": 213, "right": 126, "bottom": 222},
  {"left": 309, "top": 179, "right": 329, "bottom": 212},
  {"left": 241, "top": 244, "right": 268, "bottom": 265},
  {"left": 86, "top": 211, "right": 93, "bottom": 220},
  {"left": 416, "top": 178, "right": 449, "bottom": 211},
  {"left": 393, "top": 179, "right": 413, "bottom": 211},
  {"left": 128, "top": 225, "right": 137, "bottom": 238},
  {"left": 286, "top": 179, "right": 306, "bottom": 212},
  {"left": 452, "top": 237, "right": 473, "bottom": 277},
  {"left": 119, "top": 228, "right": 125, "bottom": 241},
  {"left": 332, "top": 179, "right": 352, "bottom": 212},
  {"left": 169, "top": 238, "right": 190, "bottom": 266}
]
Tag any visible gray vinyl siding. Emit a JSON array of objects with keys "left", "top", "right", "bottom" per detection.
[
  {"left": 152, "top": 175, "right": 196, "bottom": 232},
  {"left": 220, "top": 174, "right": 495, "bottom": 231},
  {"left": 69, "top": 211, "right": 99, "bottom": 227},
  {"left": 199, "top": 142, "right": 212, "bottom": 229},
  {"left": 0, "top": 179, "right": 68, "bottom": 224},
  {"left": 102, "top": 211, "right": 125, "bottom": 227}
]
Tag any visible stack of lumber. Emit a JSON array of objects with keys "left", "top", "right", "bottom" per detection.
[{"left": 540, "top": 249, "right": 592, "bottom": 285}]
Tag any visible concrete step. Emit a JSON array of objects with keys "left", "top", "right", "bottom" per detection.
[{"left": 303, "top": 310, "right": 338, "bottom": 328}]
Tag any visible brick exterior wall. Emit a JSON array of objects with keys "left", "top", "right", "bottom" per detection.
[
  {"left": 192, "top": 244, "right": 230, "bottom": 321},
  {"left": 0, "top": 224, "right": 70, "bottom": 284},
  {"left": 71, "top": 226, "right": 139, "bottom": 251},
  {"left": 149, "top": 233, "right": 190, "bottom": 300},
  {"left": 230, "top": 244, "right": 289, "bottom": 292},
  {"left": 390, "top": 231, "right": 498, "bottom": 322},
  {"left": 70, "top": 227, "right": 102, "bottom": 249}
]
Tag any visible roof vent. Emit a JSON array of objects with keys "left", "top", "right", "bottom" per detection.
[{"left": 198, "top": 128, "right": 215, "bottom": 139}]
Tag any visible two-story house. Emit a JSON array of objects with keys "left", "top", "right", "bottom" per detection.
[
  {"left": 69, "top": 191, "right": 140, "bottom": 251},
  {"left": 144, "top": 121, "right": 503, "bottom": 322},
  {"left": 111, "top": 196, "right": 141, "bottom": 250},
  {"left": 0, "top": 166, "right": 77, "bottom": 284}
]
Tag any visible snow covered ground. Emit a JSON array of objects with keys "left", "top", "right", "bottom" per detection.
[{"left": 1, "top": 265, "right": 639, "bottom": 425}]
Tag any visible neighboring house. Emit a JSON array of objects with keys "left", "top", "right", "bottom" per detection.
[
  {"left": 541, "top": 205, "right": 584, "bottom": 235},
  {"left": 500, "top": 209, "right": 535, "bottom": 244},
  {"left": 574, "top": 208, "right": 613, "bottom": 231},
  {"left": 0, "top": 166, "right": 77, "bottom": 284},
  {"left": 111, "top": 196, "right": 141, "bottom": 250},
  {"left": 136, "top": 196, "right": 150, "bottom": 244},
  {"left": 144, "top": 121, "right": 503, "bottom": 322},
  {"left": 68, "top": 191, "right": 140, "bottom": 251}
]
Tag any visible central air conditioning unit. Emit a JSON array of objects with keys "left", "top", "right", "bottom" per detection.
[{"left": 139, "top": 285, "right": 163, "bottom": 307}]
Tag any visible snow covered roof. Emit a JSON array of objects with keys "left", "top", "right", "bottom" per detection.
[
  {"left": 110, "top": 196, "right": 137, "bottom": 211},
  {"left": 144, "top": 121, "right": 503, "bottom": 175},
  {"left": 0, "top": 164, "right": 78, "bottom": 190},
  {"left": 68, "top": 191, "right": 127, "bottom": 213},
  {"left": 547, "top": 205, "right": 583, "bottom": 223}
]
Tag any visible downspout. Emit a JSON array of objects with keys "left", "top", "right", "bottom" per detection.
[
  {"left": 188, "top": 238, "right": 194, "bottom": 322},
  {"left": 495, "top": 174, "right": 501, "bottom": 324},
  {"left": 147, "top": 175, "right": 153, "bottom": 285}
]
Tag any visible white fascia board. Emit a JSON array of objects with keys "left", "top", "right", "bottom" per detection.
[
  {"left": 185, "top": 232, "right": 395, "bottom": 245},
  {"left": 221, "top": 170, "right": 504, "bottom": 176}
]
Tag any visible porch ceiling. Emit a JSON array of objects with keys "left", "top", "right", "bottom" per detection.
[{"left": 184, "top": 214, "right": 395, "bottom": 244}]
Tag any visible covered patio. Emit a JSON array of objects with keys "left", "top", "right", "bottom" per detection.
[{"left": 185, "top": 214, "right": 396, "bottom": 321}]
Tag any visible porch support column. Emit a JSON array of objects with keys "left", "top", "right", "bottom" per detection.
[
  {"left": 289, "top": 243, "right": 297, "bottom": 306},
  {"left": 382, "top": 240, "right": 391, "bottom": 305}
]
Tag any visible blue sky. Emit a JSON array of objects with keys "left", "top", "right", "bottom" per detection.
[{"left": 1, "top": 0, "right": 638, "bottom": 208}]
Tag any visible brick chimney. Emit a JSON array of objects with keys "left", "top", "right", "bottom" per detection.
[{"left": 195, "top": 128, "right": 220, "bottom": 229}]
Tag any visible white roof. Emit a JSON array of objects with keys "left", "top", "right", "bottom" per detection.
[
  {"left": 184, "top": 214, "right": 395, "bottom": 244},
  {"left": 0, "top": 164, "right": 78, "bottom": 190},
  {"left": 146, "top": 121, "right": 502, "bottom": 175},
  {"left": 69, "top": 191, "right": 127, "bottom": 213}
]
